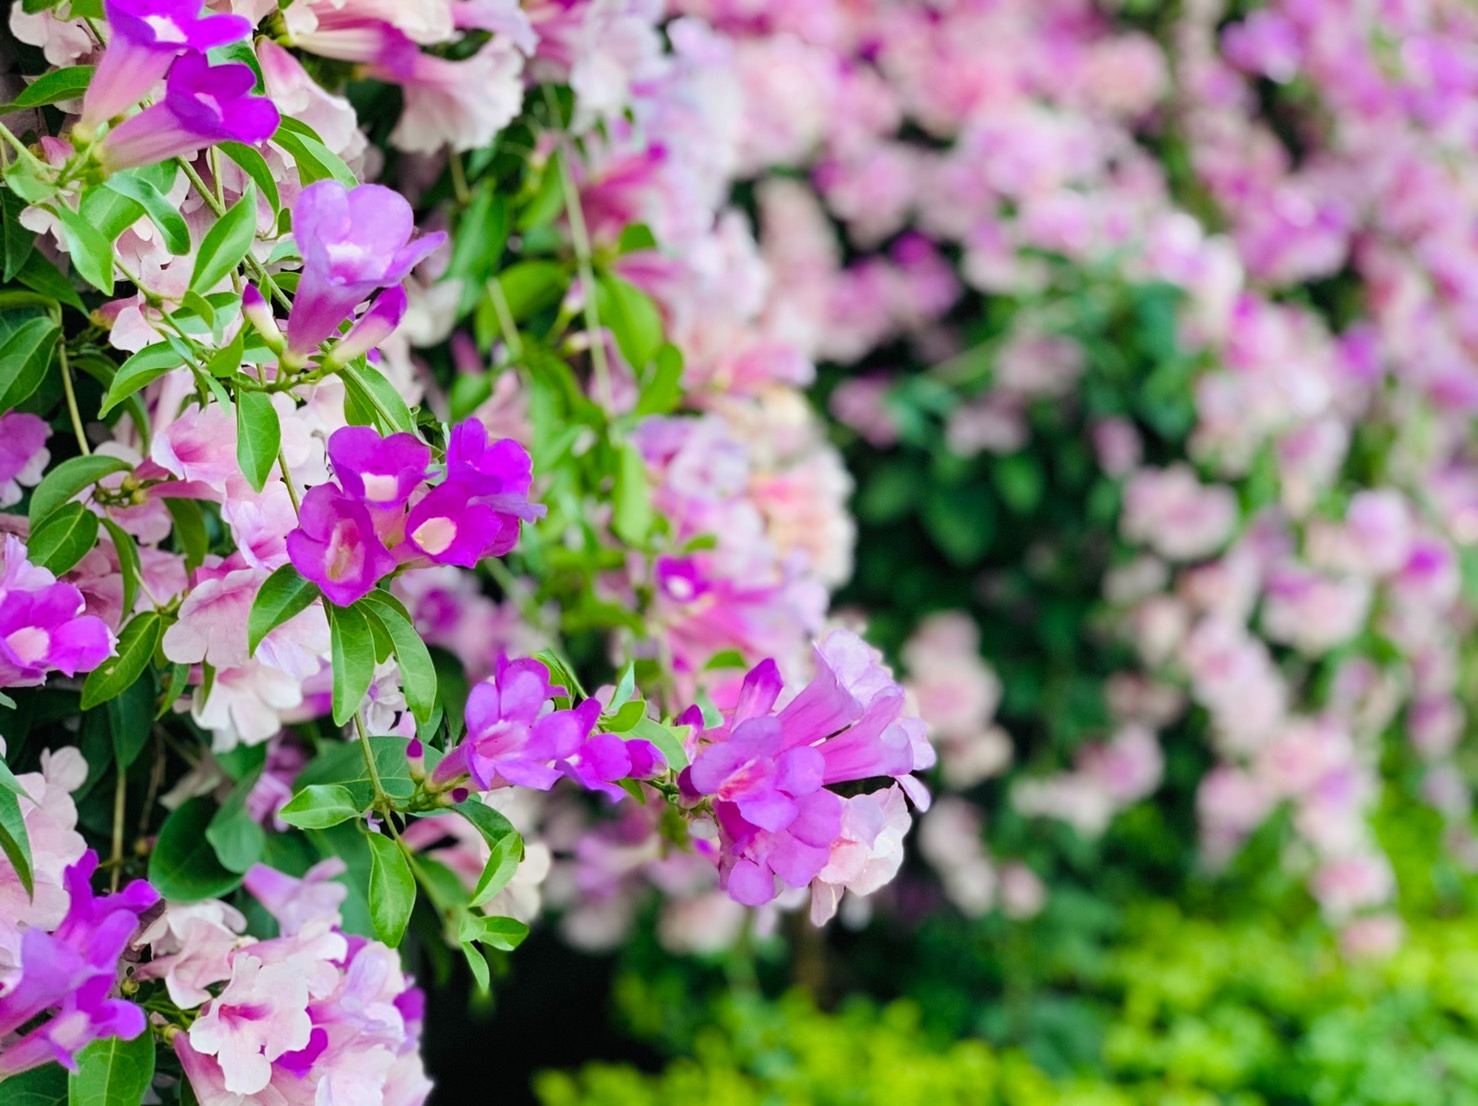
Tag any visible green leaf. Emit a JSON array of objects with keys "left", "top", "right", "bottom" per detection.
[
  {"left": 8, "top": 65, "right": 94, "bottom": 110},
  {"left": 104, "top": 168, "right": 191, "bottom": 255},
  {"left": 469, "top": 830, "right": 522, "bottom": 908},
  {"left": 612, "top": 441, "right": 654, "bottom": 545},
  {"left": 148, "top": 796, "right": 243, "bottom": 901},
  {"left": 490, "top": 260, "right": 567, "bottom": 323},
  {"left": 28, "top": 501, "right": 98, "bottom": 575},
  {"left": 605, "top": 698, "right": 646, "bottom": 733},
  {"left": 278, "top": 783, "right": 363, "bottom": 830},
  {"left": 429, "top": 647, "right": 468, "bottom": 740},
  {"left": 462, "top": 941, "right": 490, "bottom": 994},
  {"left": 190, "top": 184, "right": 258, "bottom": 293},
  {"left": 629, "top": 717, "right": 689, "bottom": 771},
  {"left": 99, "top": 518, "right": 140, "bottom": 620},
  {"left": 328, "top": 603, "right": 376, "bottom": 726},
  {"left": 339, "top": 359, "right": 416, "bottom": 435},
  {"left": 205, "top": 766, "right": 267, "bottom": 873},
  {"left": 461, "top": 914, "right": 529, "bottom": 952},
  {"left": 1, "top": 189, "right": 35, "bottom": 282},
  {"left": 235, "top": 389, "right": 281, "bottom": 494},
  {"left": 273, "top": 124, "right": 359, "bottom": 188},
  {"left": 365, "top": 831, "right": 415, "bottom": 947},
  {"left": 609, "top": 663, "right": 637, "bottom": 712},
  {"left": 294, "top": 736, "right": 440, "bottom": 810},
  {"left": 206, "top": 331, "right": 244, "bottom": 379},
  {"left": 15, "top": 250, "right": 84, "bottom": 312},
  {"left": 635, "top": 343, "right": 683, "bottom": 416},
  {"left": 51, "top": 205, "right": 114, "bottom": 293},
  {"left": 596, "top": 273, "right": 664, "bottom": 371},
  {"left": 218, "top": 141, "right": 281, "bottom": 215},
  {"left": 100, "top": 342, "right": 184, "bottom": 415},
  {"left": 0, "top": 785, "right": 33, "bottom": 899},
  {"left": 2, "top": 1062, "right": 66, "bottom": 1105},
  {"left": 67, "top": 1027, "right": 154, "bottom": 1106},
  {"left": 358, "top": 591, "right": 437, "bottom": 727},
  {"left": 454, "top": 796, "right": 517, "bottom": 849},
  {"left": 247, "top": 564, "right": 321, "bottom": 656},
  {"left": 164, "top": 497, "right": 209, "bottom": 570},
  {"left": 29, "top": 454, "right": 130, "bottom": 528},
  {"left": 105, "top": 670, "right": 153, "bottom": 771},
  {"left": 447, "top": 186, "right": 508, "bottom": 312},
  {"left": 80, "top": 611, "right": 160, "bottom": 711},
  {"left": 0, "top": 317, "right": 58, "bottom": 411},
  {"left": 531, "top": 648, "right": 586, "bottom": 698}
]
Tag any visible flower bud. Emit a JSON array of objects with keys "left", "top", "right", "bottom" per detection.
[
  {"left": 242, "top": 285, "right": 286, "bottom": 353},
  {"left": 323, "top": 287, "right": 408, "bottom": 368}
]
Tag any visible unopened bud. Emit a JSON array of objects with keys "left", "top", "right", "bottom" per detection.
[
  {"left": 242, "top": 284, "right": 286, "bottom": 353},
  {"left": 323, "top": 287, "right": 407, "bottom": 368}
]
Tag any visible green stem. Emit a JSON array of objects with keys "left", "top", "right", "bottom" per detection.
[
  {"left": 548, "top": 122, "right": 613, "bottom": 410},
  {"left": 352, "top": 713, "right": 391, "bottom": 810},
  {"left": 483, "top": 277, "right": 524, "bottom": 361},
  {"left": 58, "top": 344, "right": 90, "bottom": 455},
  {"left": 109, "top": 769, "right": 126, "bottom": 893}
]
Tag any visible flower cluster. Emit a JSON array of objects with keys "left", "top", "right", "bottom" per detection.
[
  {"left": 679, "top": 630, "right": 933, "bottom": 918},
  {"left": 288, "top": 421, "right": 541, "bottom": 607}
]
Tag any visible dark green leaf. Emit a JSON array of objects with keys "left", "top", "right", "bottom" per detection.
[
  {"left": 105, "top": 670, "right": 153, "bottom": 770},
  {"left": 8, "top": 65, "right": 94, "bottom": 109},
  {"left": 447, "top": 186, "right": 507, "bottom": 313},
  {"left": 293, "top": 736, "right": 441, "bottom": 810},
  {"left": 80, "top": 611, "right": 160, "bottom": 711},
  {"left": 0, "top": 317, "right": 58, "bottom": 411},
  {"left": 163, "top": 497, "right": 209, "bottom": 570},
  {"left": 206, "top": 332, "right": 244, "bottom": 378},
  {"left": 15, "top": 250, "right": 84, "bottom": 312},
  {"left": 148, "top": 796, "right": 243, "bottom": 901},
  {"left": 29, "top": 454, "right": 130, "bottom": 528},
  {"left": 1, "top": 189, "right": 35, "bottom": 281},
  {"left": 490, "top": 260, "right": 567, "bottom": 322},
  {"left": 190, "top": 184, "right": 257, "bottom": 293},
  {"left": 278, "top": 783, "right": 363, "bottom": 830},
  {"left": 328, "top": 603, "right": 375, "bottom": 726},
  {"left": 2, "top": 1061, "right": 66, "bottom": 1105},
  {"left": 99, "top": 518, "right": 140, "bottom": 620},
  {"left": 358, "top": 592, "right": 437, "bottom": 727},
  {"left": 28, "top": 501, "right": 98, "bottom": 575},
  {"left": 67, "top": 1025, "right": 154, "bottom": 1106},
  {"left": 235, "top": 389, "right": 281, "bottom": 494},
  {"left": 0, "top": 786, "right": 33, "bottom": 899},
  {"left": 206, "top": 766, "right": 267, "bottom": 873},
  {"left": 461, "top": 914, "right": 528, "bottom": 951},
  {"left": 365, "top": 831, "right": 415, "bottom": 947},
  {"left": 247, "top": 564, "right": 321, "bottom": 656}
]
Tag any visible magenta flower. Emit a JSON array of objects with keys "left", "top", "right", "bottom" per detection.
[
  {"left": 403, "top": 483, "right": 514, "bottom": 568},
  {"left": 326, "top": 426, "right": 430, "bottom": 509},
  {"left": 98, "top": 52, "right": 281, "bottom": 173},
  {"left": 555, "top": 731, "right": 637, "bottom": 801},
  {"left": 324, "top": 286, "right": 408, "bottom": 365},
  {"left": 285, "top": 484, "right": 398, "bottom": 607},
  {"left": 680, "top": 630, "right": 934, "bottom": 906},
  {"left": 432, "top": 657, "right": 601, "bottom": 792},
  {"left": 0, "top": 852, "right": 158, "bottom": 1077},
  {"left": 0, "top": 582, "right": 116, "bottom": 688},
  {"left": 81, "top": 0, "right": 252, "bottom": 129},
  {"left": 285, "top": 181, "right": 446, "bottom": 356}
]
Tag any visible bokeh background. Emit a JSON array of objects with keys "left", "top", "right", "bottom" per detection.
[{"left": 414, "top": 0, "right": 1478, "bottom": 1102}]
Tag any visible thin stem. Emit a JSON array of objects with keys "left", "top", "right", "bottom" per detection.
[
  {"left": 449, "top": 153, "right": 471, "bottom": 205},
  {"left": 551, "top": 140, "right": 614, "bottom": 410},
  {"left": 178, "top": 157, "right": 292, "bottom": 312},
  {"left": 352, "top": 713, "right": 391, "bottom": 810},
  {"left": 484, "top": 277, "right": 524, "bottom": 361},
  {"left": 109, "top": 769, "right": 126, "bottom": 892},
  {"left": 58, "top": 344, "right": 90, "bottom": 455},
  {"left": 0, "top": 122, "right": 48, "bottom": 173}
]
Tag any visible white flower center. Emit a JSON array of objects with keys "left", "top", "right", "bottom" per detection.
[
  {"left": 412, "top": 517, "right": 456, "bottom": 556},
  {"left": 6, "top": 626, "right": 50, "bottom": 665}
]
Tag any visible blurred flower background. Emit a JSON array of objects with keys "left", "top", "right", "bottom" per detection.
[
  {"left": 398, "top": 0, "right": 1478, "bottom": 1100},
  {"left": 5, "top": 0, "right": 1478, "bottom": 1102}
]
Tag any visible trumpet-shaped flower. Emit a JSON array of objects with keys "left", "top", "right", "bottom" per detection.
[
  {"left": 99, "top": 53, "right": 280, "bottom": 173},
  {"left": 286, "top": 484, "right": 399, "bottom": 608},
  {"left": 81, "top": 0, "right": 251, "bottom": 129},
  {"left": 285, "top": 181, "right": 446, "bottom": 355}
]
